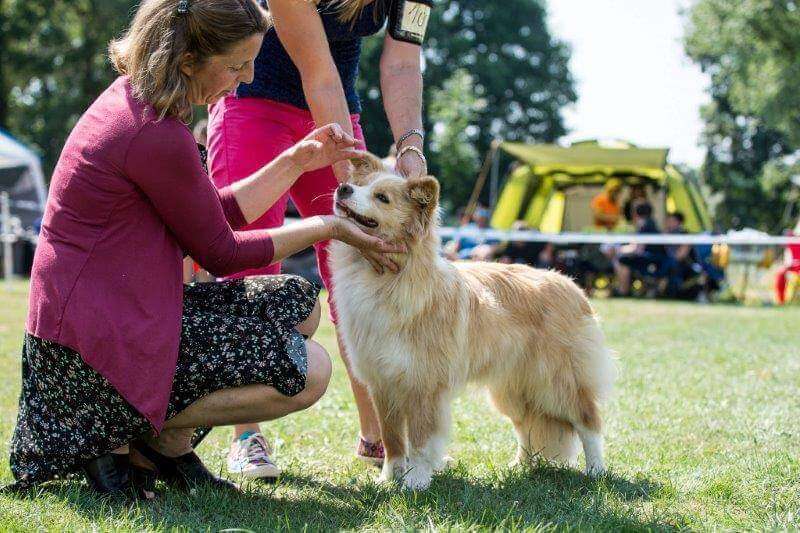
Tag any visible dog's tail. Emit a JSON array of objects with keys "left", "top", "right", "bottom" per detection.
[{"left": 571, "top": 315, "right": 617, "bottom": 406}]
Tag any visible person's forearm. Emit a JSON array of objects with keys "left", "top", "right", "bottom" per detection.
[
  {"left": 381, "top": 60, "right": 423, "bottom": 149},
  {"left": 229, "top": 154, "right": 303, "bottom": 225},
  {"left": 304, "top": 77, "right": 355, "bottom": 183},
  {"left": 268, "top": 215, "right": 333, "bottom": 264},
  {"left": 305, "top": 78, "right": 355, "bottom": 142}
]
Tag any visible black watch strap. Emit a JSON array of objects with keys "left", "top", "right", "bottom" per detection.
[{"left": 388, "top": 0, "right": 433, "bottom": 45}]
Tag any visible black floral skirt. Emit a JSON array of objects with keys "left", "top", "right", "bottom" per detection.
[{"left": 9, "top": 275, "right": 320, "bottom": 488}]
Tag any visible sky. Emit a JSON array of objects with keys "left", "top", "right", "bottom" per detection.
[{"left": 547, "top": 0, "right": 709, "bottom": 167}]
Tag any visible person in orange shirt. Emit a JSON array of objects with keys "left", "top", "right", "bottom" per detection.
[{"left": 591, "top": 179, "right": 623, "bottom": 230}]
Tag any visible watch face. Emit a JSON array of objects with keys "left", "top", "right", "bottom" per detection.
[{"left": 391, "top": 0, "right": 431, "bottom": 44}]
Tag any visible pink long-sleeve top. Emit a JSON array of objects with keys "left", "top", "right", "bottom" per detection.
[{"left": 27, "top": 77, "right": 275, "bottom": 431}]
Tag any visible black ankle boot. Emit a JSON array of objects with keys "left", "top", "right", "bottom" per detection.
[
  {"left": 131, "top": 439, "right": 238, "bottom": 492},
  {"left": 84, "top": 453, "right": 130, "bottom": 494}
]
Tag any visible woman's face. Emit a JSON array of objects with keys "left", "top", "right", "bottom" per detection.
[{"left": 182, "top": 33, "right": 264, "bottom": 106}]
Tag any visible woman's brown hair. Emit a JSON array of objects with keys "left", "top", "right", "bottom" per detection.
[{"left": 110, "top": 0, "right": 270, "bottom": 123}]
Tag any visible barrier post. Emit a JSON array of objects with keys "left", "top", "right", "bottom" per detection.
[{"left": 1, "top": 192, "right": 13, "bottom": 290}]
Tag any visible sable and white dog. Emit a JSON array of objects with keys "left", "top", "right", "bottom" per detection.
[{"left": 330, "top": 153, "right": 616, "bottom": 490}]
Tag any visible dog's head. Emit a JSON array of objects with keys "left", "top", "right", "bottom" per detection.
[{"left": 333, "top": 151, "right": 440, "bottom": 244}]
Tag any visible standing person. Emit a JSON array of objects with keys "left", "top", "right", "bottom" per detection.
[
  {"left": 8, "top": 0, "right": 404, "bottom": 498},
  {"left": 208, "top": 0, "right": 432, "bottom": 478},
  {"left": 774, "top": 227, "right": 800, "bottom": 305},
  {"left": 623, "top": 184, "right": 649, "bottom": 224},
  {"left": 590, "top": 179, "right": 622, "bottom": 230}
]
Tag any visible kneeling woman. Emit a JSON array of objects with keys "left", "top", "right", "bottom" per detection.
[{"left": 9, "top": 0, "right": 401, "bottom": 497}]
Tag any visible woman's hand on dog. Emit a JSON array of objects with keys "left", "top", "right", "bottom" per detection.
[
  {"left": 326, "top": 216, "right": 406, "bottom": 274},
  {"left": 287, "top": 124, "right": 362, "bottom": 174}
]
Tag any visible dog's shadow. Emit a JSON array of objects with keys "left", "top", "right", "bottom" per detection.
[
  {"left": 9, "top": 464, "right": 680, "bottom": 530},
  {"left": 278, "top": 462, "right": 680, "bottom": 530}
]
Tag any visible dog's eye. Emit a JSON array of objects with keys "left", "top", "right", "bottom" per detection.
[{"left": 375, "top": 193, "right": 390, "bottom": 204}]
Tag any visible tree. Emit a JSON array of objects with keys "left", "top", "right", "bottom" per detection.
[
  {"left": 686, "top": 0, "right": 800, "bottom": 146},
  {"left": 3, "top": 0, "right": 132, "bottom": 172},
  {"left": 0, "top": 0, "right": 10, "bottom": 128},
  {"left": 697, "top": 95, "right": 792, "bottom": 231},
  {"left": 427, "top": 69, "right": 483, "bottom": 212},
  {"left": 685, "top": 0, "right": 799, "bottom": 231},
  {"left": 357, "top": 0, "right": 576, "bottom": 208}
]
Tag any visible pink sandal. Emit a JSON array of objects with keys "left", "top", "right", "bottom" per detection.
[{"left": 356, "top": 436, "right": 384, "bottom": 466}]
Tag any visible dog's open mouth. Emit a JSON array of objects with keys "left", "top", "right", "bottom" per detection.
[{"left": 336, "top": 201, "right": 379, "bottom": 228}]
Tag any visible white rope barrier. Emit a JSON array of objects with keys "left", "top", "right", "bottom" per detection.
[{"left": 436, "top": 227, "right": 800, "bottom": 246}]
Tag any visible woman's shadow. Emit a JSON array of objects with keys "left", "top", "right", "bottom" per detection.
[{"left": 16, "top": 462, "right": 683, "bottom": 530}]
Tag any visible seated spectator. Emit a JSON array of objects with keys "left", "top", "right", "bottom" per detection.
[
  {"left": 614, "top": 202, "right": 669, "bottom": 296},
  {"left": 663, "top": 211, "right": 699, "bottom": 296},
  {"left": 774, "top": 228, "right": 800, "bottom": 305},
  {"left": 623, "top": 184, "right": 649, "bottom": 224},
  {"left": 444, "top": 206, "right": 498, "bottom": 261},
  {"left": 590, "top": 179, "right": 623, "bottom": 230},
  {"left": 498, "top": 221, "right": 554, "bottom": 268}
]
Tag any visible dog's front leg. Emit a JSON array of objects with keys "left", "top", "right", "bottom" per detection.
[
  {"left": 404, "top": 391, "right": 451, "bottom": 490},
  {"left": 371, "top": 391, "right": 408, "bottom": 484}
]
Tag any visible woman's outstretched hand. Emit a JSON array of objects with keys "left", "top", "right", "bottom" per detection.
[
  {"left": 326, "top": 216, "right": 407, "bottom": 274},
  {"left": 287, "top": 123, "right": 361, "bottom": 174}
]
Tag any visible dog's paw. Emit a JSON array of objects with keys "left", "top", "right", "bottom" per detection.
[
  {"left": 402, "top": 469, "right": 432, "bottom": 491},
  {"left": 401, "top": 460, "right": 433, "bottom": 491},
  {"left": 584, "top": 462, "right": 606, "bottom": 478},
  {"left": 377, "top": 458, "right": 405, "bottom": 485},
  {"left": 431, "top": 454, "right": 453, "bottom": 473}
]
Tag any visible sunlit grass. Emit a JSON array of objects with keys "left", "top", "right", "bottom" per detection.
[{"left": 1, "top": 280, "right": 798, "bottom": 530}]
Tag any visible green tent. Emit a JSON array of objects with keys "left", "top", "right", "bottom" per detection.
[{"left": 491, "top": 140, "right": 712, "bottom": 233}]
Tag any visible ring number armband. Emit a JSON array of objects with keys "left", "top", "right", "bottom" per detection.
[{"left": 388, "top": 0, "right": 433, "bottom": 45}]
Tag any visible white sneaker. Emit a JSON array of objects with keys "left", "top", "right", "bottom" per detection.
[{"left": 227, "top": 432, "right": 281, "bottom": 479}]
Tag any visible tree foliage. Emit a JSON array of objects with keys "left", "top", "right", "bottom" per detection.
[
  {"left": 685, "top": 0, "right": 800, "bottom": 231},
  {"left": 427, "top": 69, "right": 483, "bottom": 211},
  {"left": 357, "top": 0, "right": 575, "bottom": 208},
  {"left": 1, "top": 0, "right": 132, "bottom": 172}
]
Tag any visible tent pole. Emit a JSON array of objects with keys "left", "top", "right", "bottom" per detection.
[
  {"left": 490, "top": 145, "right": 500, "bottom": 209},
  {"left": 1, "top": 191, "right": 13, "bottom": 290},
  {"left": 464, "top": 139, "right": 501, "bottom": 221}
]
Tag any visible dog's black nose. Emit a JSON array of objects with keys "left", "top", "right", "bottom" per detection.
[{"left": 337, "top": 183, "right": 353, "bottom": 199}]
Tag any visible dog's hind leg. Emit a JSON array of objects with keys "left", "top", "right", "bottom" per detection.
[
  {"left": 489, "top": 387, "right": 580, "bottom": 468},
  {"left": 514, "top": 411, "right": 580, "bottom": 467},
  {"left": 571, "top": 387, "right": 605, "bottom": 477}
]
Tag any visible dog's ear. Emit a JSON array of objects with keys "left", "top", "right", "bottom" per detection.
[
  {"left": 349, "top": 151, "right": 384, "bottom": 182},
  {"left": 406, "top": 176, "right": 440, "bottom": 209},
  {"left": 404, "top": 176, "right": 440, "bottom": 235}
]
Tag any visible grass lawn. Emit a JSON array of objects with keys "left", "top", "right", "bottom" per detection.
[{"left": 0, "top": 279, "right": 798, "bottom": 531}]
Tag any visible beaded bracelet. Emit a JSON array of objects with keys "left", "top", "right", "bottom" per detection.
[
  {"left": 396, "top": 129, "right": 424, "bottom": 150},
  {"left": 398, "top": 145, "right": 427, "bottom": 168}
]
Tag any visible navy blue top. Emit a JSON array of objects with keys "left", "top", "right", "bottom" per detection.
[{"left": 237, "top": 0, "right": 388, "bottom": 114}]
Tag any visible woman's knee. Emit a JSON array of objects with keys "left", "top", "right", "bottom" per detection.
[
  {"left": 291, "top": 340, "right": 331, "bottom": 410},
  {"left": 296, "top": 297, "right": 322, "bottom": 339}
]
